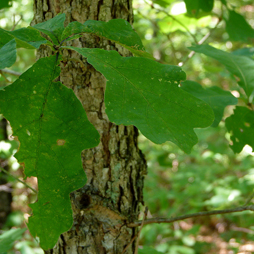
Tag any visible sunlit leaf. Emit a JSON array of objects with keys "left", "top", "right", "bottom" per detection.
[
  {"left": 225, "top": 106, "right": 254, "bottom": 153},
  {"left": 32, "top": 13, "right": 66, "bottom": 45},
  {"left": 190, "top": 44, "right": 254, "bottom": 98},
  {"left": 61, "top": 19, "right": 153, "bottom": 58},
  {"left": 0, "top": 39, "right": 16, "bottom": 69},
  {"left": 225, "top": 10, "right": 254, "bottom": 42},
  {"left": 181, "top": 81, "right": 237, "bottom": 127},
  {"left": 65, "top": 46, "right": 214, "bottom": 153},
  {"left": 0, "top": 54, "right": 100, "bottom": 249}
]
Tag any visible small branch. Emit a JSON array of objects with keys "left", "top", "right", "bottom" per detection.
[
  {"left": 134, "top": 207, "right": 148, "bottom": 254},
  {"left": 11, "top": 14, "right": 23, "bottom": 31},
  {"left": 244, "top": 191, "right": 254, "bottom": 206},
  {"left": 180, "top": 16, "right": 222, "bottom": 66},
  {"left": 0, "top": 167, "right": 37, "bottom": 194},
  {"left": 230, "top": 225, "right": 254, "bottom": 235},
  {"left": 1, "top": 69, "right": 21, "bottom": 77},
  {"left": 122, "top": 207, "right": 148, "bottom": 254},
  {"left": 0, "top": 71, "right": 11, "bottom": 83},
  {"left": 127, "top": 205, "right": 254, "bottom": 227},
  {"left": 144, "top": 0, "right": 198, "bottom": 44},
  {"left": 137, "top": 10, "right": 177, "bottom": 64}
]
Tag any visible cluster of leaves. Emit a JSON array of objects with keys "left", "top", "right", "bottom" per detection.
[
  {"left": 0, "top": 12, "right": 214, "bottom": 250},
  {"left": 134, "top": 0, "right": 254, "bottom": 154}
]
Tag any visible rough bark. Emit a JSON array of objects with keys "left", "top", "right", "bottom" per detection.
[{"left": 32, "top": 1, "right": 147, "bottom": 253}]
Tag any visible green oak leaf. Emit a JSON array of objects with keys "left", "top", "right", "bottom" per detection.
[
  {"left": 61, "top": 19, "right": 153, "bottom": 59},
  {"left": 0, "top": 39, "right": 16, "bottom": 69},
  {"left": 0, "top": 228, "right": 26, "bottom": 253},
  {"left": 190, "top": 44, "right": 254, "bottom": 98},
  {"left": 184, "top": 0, "right": 214, "bottom": 17},
  {"left": 0, "top": 27, "right": 47, "bottom": 49},
  {"left": 32, "top": 13, "right": 66, "bottom": 45},
  {"left": 64, "top": 46, "right": 214, "bottom": 153},
  {"left": 225, "top": 10, "right": 254, "bottom": 42},
  {"left": 181, "top": 81, "right": 238, "bottom": 127},
  {"left": 225, "top": 106, "right": 254, "bottom": 153},
  {"left": 0, "top": 54, "right": 100, "bottom": 249}
]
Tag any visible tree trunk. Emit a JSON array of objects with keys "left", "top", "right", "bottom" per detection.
[{"left": 32, "top": 1, "right": 147, "bottom": 253}]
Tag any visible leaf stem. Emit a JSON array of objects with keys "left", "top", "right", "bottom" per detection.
[
  {"left": 0, "top": 167, "right": 37, "bottom": 194},
  {"left": 0, "top": 71, "right": 12, "bottom": 83},
  {"left": 127, "top": 205, "right": 254, "bottom": 227}
]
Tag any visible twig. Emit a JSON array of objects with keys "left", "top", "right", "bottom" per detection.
[
  {"left": 121, "top": 207, "right": 149, "bottom": 254},
  {"left": 11, "top": 14, "right": 23, "bottom": 31},
  {"left": 137, "top": 10, "right": 177, "bottom": 64},
  {"left": 144, "top": 0, "right": 198, "bottom": 44},
  {"left": 127, "top": 205, "right": 254, "bottom": 227},
  {"left": 230, "top": 225, "right": 254, "bottom": 235},
  {"left": 0, "top": 71, "right": 11, "bottom": 83},
  {"left": 0, "top": 167, "right": 37, "bottom": 194},
  {"left": 180, "top": 16, "right": 222, "bottom": 66},
  {"left": 1, "top": 69, "right": 21, "bottom": 77},
  {"left": 134, "top": 207, "right": 148, "bottom": 254},
  {"left": 165, "top": 33, "right": 178, "bottom": 65},
  {"left": 244, "top": 191, "right": 254, "bottom": 206}
]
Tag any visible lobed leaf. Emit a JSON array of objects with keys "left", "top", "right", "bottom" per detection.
[
  {"left": 181, "top": 81, "right": 238, "bottom": 127},
  {"left": 190, "top": 44, "right": 254, "bottom": 98},
  {"left": 0, "top": 39, "right": 16, "bottom": 69},
  {"left": 225, "top": 106, "right": 254, "bottom": 153},
  {"left": 61, "top": 19, "right": 153, "bottom": 59},
  {"left": 0, "top": 54, "right": 100, "bottom": 249},
  {"left": 64, "top": 46, "right": 214, "bottom": 153},
  {"left": 32, "top": 13, "right": 66, "bottom": 45}
]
